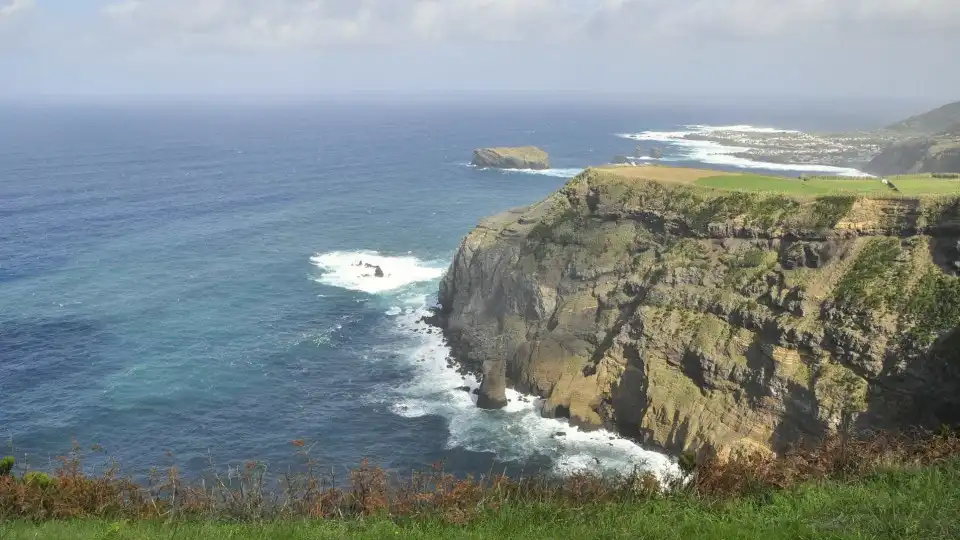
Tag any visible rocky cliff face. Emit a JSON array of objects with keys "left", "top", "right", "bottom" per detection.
[
  {"left": 437, "top": 168, "right": 960, "bottom": 457},
  {"left": 472, "top": 147, "right": 550, "bottom": 170}
]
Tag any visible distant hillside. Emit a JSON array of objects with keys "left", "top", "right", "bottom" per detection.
[
  {"left": 867, "top": 128, "right": 960, "bottom": 175},
  {"left": 885, "top": 100, "right": 960, "bottom": 136},
  {"left": 863, "top": 100, "right": 960, "bottom": 175}
]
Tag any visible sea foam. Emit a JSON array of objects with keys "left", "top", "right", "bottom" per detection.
[
  {"left": 464, "top": 163, "right": 585, "bottom": 179},
  {"left": 380, "top": 305, "right": 680, "bottom": 480},
  {"left": 310, "top": 250, "right": 445, "bottom": 294}
]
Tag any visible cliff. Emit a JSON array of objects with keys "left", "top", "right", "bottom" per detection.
[
  {"left": 472, "top": 147, "right": 550, "bottom": 170},
  {"left": 867, "top": 130, "right": 960, "bottom": 176},
  {"left": 437, "top": 166, "right": 960, "bottom": 457}
]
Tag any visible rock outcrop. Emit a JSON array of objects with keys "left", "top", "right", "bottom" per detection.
[
  {"left": 436, "top": 167, "right": 960, "bottom": 457},
  {"left": 472, "top": 147, "right": 550, "bottom": 170},
  {"left": 477, "top": 359, "right": 508, "bottom": 409}
]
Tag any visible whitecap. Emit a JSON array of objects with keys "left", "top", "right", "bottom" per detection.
[
  {"left": 506, "top": 167, "right": 586, "bottom": 178},
  {"left": 463, "top": 162, "right": 584, "bottom": 179},
  {"left": 310, "top": 250, "right": 445, "bottom": 294},
  {"left": 385, "top": 307, "right": 402, "bottom": 316}
]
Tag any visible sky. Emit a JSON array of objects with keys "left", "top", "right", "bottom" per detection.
[{"left": 1, "top": 0, "right": 958, "bottom": 103}]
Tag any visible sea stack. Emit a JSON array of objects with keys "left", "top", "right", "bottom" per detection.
[
  {"left": 476, "top": 359, "right": 508, "bottom": 409},
  {"left": 472, "top": 146, "right": 550, "bottom": 170}
]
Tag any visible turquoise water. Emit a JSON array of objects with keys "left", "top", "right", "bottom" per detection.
[{"left": 0, "top": 98, "right": 892, "bottom": 478}]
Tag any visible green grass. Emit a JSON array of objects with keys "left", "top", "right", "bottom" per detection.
[
  {"left": 696, "top": 174, "right": 960, "bottom": 197},
  {"left": 4, "top": 462, "right": 959, "bottom": 539}
]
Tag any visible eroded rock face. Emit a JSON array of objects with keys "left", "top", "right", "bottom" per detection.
[
  {"left": 472, "top": 147, "right": 550, "bottom": 170},
  {"left": 436, "top": 168, "right": 960, "bottom": 456}
]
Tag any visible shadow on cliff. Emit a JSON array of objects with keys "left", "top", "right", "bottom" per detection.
[
  {"left": 929, "top": 235, "right": 960, "bottom": 276},
  {"left": 771, "top": 380, "right": 827, "bottom": 453},
  {"left": 856, "top": 328, "right": 960, "bottom": 434}
]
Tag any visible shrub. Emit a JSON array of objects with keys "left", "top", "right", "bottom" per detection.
[
  {"left": 0, "top": 456, "right": 13, "bottom": 477},
  {"left": 678, "top": 452, "right": 697, "bottom": 475},
  {"left": 22, "top": 471, "right": 55, "bottom": 490}
]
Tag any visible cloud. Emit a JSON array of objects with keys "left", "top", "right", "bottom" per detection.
[
  {"left": 95, "top": 0, "right": 589, "bottom": 51},
  {"left": 3, "top": 0, "right": 957, "bottom": 100},
  {"left": 91, "top": 0, "right": 959, "bottom": 51},
  {"left": 0, "top": 0, "right": 34, "bottom": 19}
]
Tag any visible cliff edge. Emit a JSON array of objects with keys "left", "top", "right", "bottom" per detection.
[
  {"left": 472, "top": 147, "right": 550, "bottom": 170},
  {"left": 437, "top": 166, "right": 960, "bottom": 457}
]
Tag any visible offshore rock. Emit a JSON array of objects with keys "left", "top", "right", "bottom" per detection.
[{"left": 472, "top": 147, "right": 550, "bottom": 170}]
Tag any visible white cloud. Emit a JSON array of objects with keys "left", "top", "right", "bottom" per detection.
[
  {"left": 90, "top": 0, "right": 960, "bottom": 51},
  {"left": 3, "top": 0, "right": 958, "bottom": 99},
  {"left": 0, "top": 0, "right": 34, "bottom": 19}
]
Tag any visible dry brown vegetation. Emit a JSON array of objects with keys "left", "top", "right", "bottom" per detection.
[{"left": 1, "top": 429, "right": 958, "bottom": 525}]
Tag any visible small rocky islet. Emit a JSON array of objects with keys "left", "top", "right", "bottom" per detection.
[{"left": 471, "top": 146, "right": 550, "bottom": 170}]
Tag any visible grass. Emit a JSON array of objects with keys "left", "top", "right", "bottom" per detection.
[
  {"left": 594, "top": 165, "right": 960, "bottom": 197},
  {"left": 3, "top": 461, "right": 959, "bottom": 539},
  {"left": 696, "top": 174, "right": 960, "bottom": 197}
]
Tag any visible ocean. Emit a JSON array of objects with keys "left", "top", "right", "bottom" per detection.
[{"left": 0, "top": 97, "right": 908, "bottom": 480}]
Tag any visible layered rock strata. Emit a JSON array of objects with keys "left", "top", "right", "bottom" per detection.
[{"left": 437, "top": 168, "right": 960, "bottom": 456}]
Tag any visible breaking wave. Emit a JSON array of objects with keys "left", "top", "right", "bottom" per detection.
[
  {"left": 310, "top": 250, "right": 445, "bottom": 294},
  {"left": 464, "top": 163, "right": 584, "bottom": 178},
  {"left": 309, "top": 249, "right": 679, "bottom": 480}
]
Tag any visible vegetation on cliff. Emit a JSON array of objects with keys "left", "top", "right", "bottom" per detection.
[{"left": 438, "top": 165, "right": 960, "bottom": 457}]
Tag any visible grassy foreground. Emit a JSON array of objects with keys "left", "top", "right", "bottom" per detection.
[{"left": 3, "top": 461, "right": 959, "bottom": 539}]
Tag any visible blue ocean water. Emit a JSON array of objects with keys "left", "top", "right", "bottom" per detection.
[{"left": 0, "top": 97, "right": 901, "bottom": 479}]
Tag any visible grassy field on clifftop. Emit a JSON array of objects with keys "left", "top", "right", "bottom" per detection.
[
  {"left": 4, "top": 461, "right": 959, "bottom": 539},
  {"left": 597, "top": 165, "right": 960, "bottom": 197}
]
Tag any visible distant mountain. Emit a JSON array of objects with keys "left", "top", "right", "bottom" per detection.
[
  {"left": 867, "top": 128, "right": 960, "bottom": 175},
  {"left": 884, "top": 100, "right": 960, "bottom": 136},
  {"left": 864, "top": 100, "right": 960, "bottom": 175}
]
